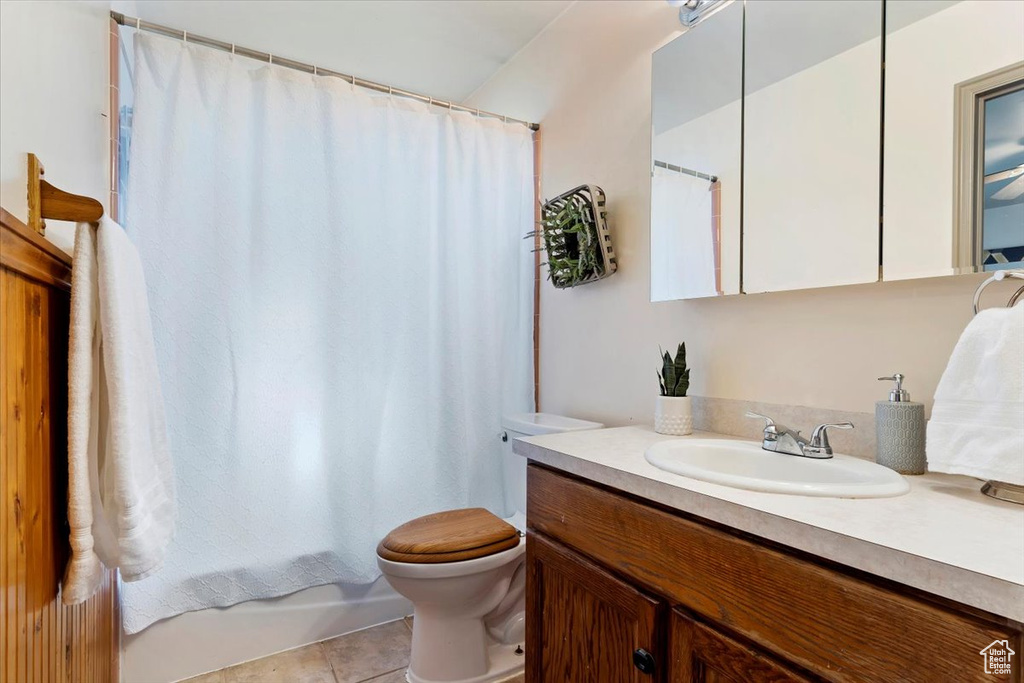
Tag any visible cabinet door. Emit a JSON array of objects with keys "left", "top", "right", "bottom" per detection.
[
  {"left": 883, "top": 1, "right": 1024, "bottom": 280},
  {"left": 527, "top": 532, "right": 663, "bottom": 682},
  {"left": 669, "top": 610, "right": 814, "bottom": 683},
  {"left": 742, "top": 0, "right": 882, "bottom": 293}
]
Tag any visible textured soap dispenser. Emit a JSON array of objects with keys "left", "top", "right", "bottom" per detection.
[{"left": 875, "top": 374, "right": 927, "bottom": 474}]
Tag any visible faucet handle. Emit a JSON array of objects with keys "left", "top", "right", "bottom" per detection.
[
  {"left": 745, "top": 411, "right": 775, "bottom": 427},
  {"left": 808, "top": 422, "right": 853, "bottom": 455},
  {"left": 745, "top": 412, "right": 779, "bottom": 440}
]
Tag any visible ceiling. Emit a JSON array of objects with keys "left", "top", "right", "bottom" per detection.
[
  {"left": 886, "top": 0, "right": 960, "bottom": 32},
  {"left": 110, "top": 0, "right": 573, "bottom": 103},
  {"left": 984, "top": 87, "right": 1024, "bottom": 206},
  {"left": 985, "top": 88, "right": 1024, "bottom": 174}
]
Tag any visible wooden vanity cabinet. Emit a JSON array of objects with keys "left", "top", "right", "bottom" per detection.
[
  {"left": 525, "top": 464, "right": 1022, "bottom": 683},
  {"left": 526, "top": 533, "right": 663, "bottom": 682},
  {"left": 669, "top": 611, "right": 813, "bottom": 683}
]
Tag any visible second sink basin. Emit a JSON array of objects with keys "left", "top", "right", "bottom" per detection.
[{"left": 645, "top": 438, "right": 910, "bottom": 498}]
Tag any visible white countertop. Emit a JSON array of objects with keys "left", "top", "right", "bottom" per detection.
[{"left": 514, "top": 426, "right": 1024, "bottom": 622}]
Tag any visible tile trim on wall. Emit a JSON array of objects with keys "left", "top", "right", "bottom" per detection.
[
  {"left": 533, "top": 129, "right": 542, "bottom": 410},
  {"left": 108, "top": 17, "right": 119, "bottom": 222}
]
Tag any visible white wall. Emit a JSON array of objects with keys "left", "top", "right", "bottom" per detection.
[
  {"left": 884, "top": 0, "right": 1024, "bottom": 280},
  {"left": 0, "top": 0, "right": 110, "bottom": 254},
  {"left": 467, "top": 0, "right": 994, "bottom": 422}
]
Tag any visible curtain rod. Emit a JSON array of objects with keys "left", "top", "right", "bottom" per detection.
[
  {"left": 654, "top": 160, "right": 718, "bottom": 184},
  {"left": 110, "top": 11, "right": 540, "bottom": 132}
]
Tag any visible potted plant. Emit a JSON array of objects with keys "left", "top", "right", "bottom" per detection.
[{"left": 656, "top": 343, "right": 692, "bottom": 435}]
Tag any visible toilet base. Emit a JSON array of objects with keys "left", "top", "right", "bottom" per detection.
[{"left": 405, "top": 640, "right": 524, "bottom": 683}]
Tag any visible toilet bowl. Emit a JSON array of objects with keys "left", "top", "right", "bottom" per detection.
[
  {"left": 378, "top": 537, "right": 526, "bottom": 683},
  {"left": 376, "top": 412, "right": 602, "bottom": 683}
]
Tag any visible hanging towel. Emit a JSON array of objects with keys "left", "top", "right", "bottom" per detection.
[
  {"left": 926, "top": 301, "right": 1024, "bottom": 485},
  {"left": 64, "top": 217, "right": 176, "bottom": 605}
]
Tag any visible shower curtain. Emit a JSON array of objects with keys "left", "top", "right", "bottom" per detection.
[
  {"left": 650, "top": 166, "right": 718, "bottom": 300},
  {"left": 121, "top": 33, "right": 535, "bottom": 634}
]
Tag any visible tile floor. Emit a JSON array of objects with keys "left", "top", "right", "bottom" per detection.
[{"left": 183, "top": 618, "right": 525, "bottom": 683}]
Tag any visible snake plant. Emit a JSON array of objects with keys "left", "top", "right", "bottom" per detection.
[{"left": 658, "top": 343, "right": 690, "bottom": 397}]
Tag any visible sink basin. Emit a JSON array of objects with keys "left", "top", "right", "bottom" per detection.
[{"left": 645, "top": 439, "right": 909, "bottom": 498}]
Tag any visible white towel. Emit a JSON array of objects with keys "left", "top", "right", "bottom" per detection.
[
  {"left": 927, "top": 301, "right": 1024, "bottom": 485},
  {"left": 64, "top": 217, "right": 176, "bottom": 604}
]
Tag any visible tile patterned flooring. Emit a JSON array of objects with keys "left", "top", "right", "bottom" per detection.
[{"left": 183, "top": 618, "right": 525, "bottom": 683}]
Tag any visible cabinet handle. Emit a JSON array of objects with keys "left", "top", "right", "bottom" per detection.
[{"left": 633, "top": 648, "right": 656, "bottom": 675}]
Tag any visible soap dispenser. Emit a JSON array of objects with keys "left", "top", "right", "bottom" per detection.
[{"left": 875, "top": 374, "right": 926, "bottom": 474}]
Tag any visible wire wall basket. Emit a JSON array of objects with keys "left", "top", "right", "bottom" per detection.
[{"left": 534, "top": 185, "right": 616, "bottom": 289}]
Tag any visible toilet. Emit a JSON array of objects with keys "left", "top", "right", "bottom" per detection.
[{"left": 377, "top": 412, "right": 603, "bottom": 683}]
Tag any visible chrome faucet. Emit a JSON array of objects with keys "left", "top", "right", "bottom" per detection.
[{"left": 745, "top": 412, "right": 853, "bottom": 459}]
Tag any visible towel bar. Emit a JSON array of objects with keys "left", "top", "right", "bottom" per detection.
[
  {"left": 980, "top": 481, "right": 1024, "bottom": 505},
  {"left": 971, "top": 269, "right": 1024, "bottom": 505}
]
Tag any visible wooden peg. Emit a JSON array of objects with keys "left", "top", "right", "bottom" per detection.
[{"left": 27, "top": 153, "right": 104, "bottom": 235}]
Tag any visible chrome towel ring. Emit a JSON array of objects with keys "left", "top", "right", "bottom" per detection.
[{"left": 972, "top": 270, "right": 1024, "bottom": 315}]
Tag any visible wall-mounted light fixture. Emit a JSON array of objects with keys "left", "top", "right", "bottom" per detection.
[{"left": 667, "top": 0, "right": 732, "bottom": 28}]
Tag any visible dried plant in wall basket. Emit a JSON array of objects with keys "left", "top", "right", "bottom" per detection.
[{"left": 530, "top": 185, "right": 617, "bottom": 288}]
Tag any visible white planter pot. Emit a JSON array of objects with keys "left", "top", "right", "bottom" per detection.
[{"left": 655, "top": 396, "right": 693, "bottom": 436}]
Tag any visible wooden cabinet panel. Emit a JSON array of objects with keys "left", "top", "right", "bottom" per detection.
[
  {"left": 527, "top": 464, "right": 1022, "bottom": 683},
  {"left": 1, "top": 209, "right": 119, "bottom": 683},
  {"left": 670, "top": 610, "right": 813, "bottom": 683},
  {"left": 527, "top": 532, "right": 663, "bottom": 682}
]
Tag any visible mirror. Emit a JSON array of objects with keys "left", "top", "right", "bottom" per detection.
[
  {"left": 648, "top": 0, "right": 1022, "bottom": 301},
  {"left": 884, "top": 1, "right": 1024, "bottom": 280},
  {"left": 742, "top": 0, "right": 882, "bottom": 293},
  {"left": 650, "top": 0, "right": 742, "bottom": 301}
]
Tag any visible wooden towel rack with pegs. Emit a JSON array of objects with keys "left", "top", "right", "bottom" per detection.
[{"left": 27, "top": 153, "right": 104, "bottom": 235}]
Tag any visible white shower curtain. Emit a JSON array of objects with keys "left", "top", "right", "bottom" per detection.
[{"left": 121, "top": 34, "right": 535, "bottom": 633}]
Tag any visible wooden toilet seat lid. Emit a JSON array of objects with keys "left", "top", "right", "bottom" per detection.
[{"left": 377, "top": 508, "right": 521, "bottom": 564}]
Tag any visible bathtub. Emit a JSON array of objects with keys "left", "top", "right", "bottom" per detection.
[{"left": 122, "top": 577, "right": 411, "bottom": 682}]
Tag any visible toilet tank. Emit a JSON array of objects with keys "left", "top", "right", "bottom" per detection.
[{"left": 500, "top": 413, "right": 604, "bottom": 521}]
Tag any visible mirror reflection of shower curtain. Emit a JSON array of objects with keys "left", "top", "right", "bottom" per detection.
[
  {"left": 119, "top": 33, "right": 535, "bottom": 634},
  {"left": 650, "top": 166, "right": 720, "bottom": 300}
]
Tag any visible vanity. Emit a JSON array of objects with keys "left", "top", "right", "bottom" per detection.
[{"left": 514, "top": 428, "right": 1024, "bottom": 682}]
